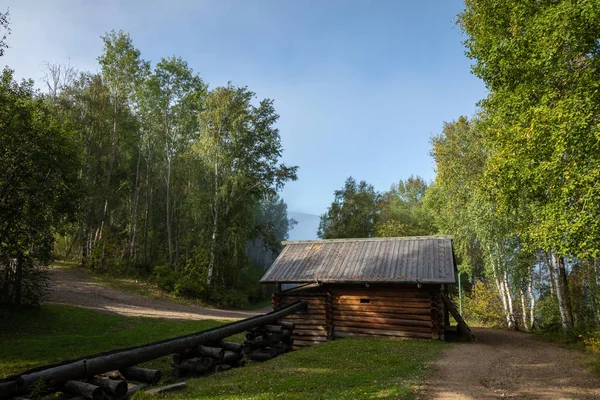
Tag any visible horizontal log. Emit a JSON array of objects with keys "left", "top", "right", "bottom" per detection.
[
  {"left": 294, "top": 310, "right": 327, "bottom": 316},
  {"left": 210, "top": 340, "right": 243, "bottom": 353},
  {"left": 172, "top": 359, "right": 212, "bottom": 374},
  {"left": 197, "top": 345, "right": 224, "bottom": 360},
  {"left": 333, "top": 331, "right": 431, "bottom": 340},
  {"left": 17, "top": 301, "right": 308, "bottom": 390},
  {"left": 335, "top": 305, "right": 431, "bottom": 314},
  {"left": 334, "top": 299, "right": 431, "bottom": 308},
  {"left": 88, "top": 377, "right": 127, "bottom": 397},
  {"left": 294, "top": 331, "right": 328, "bottom": 338},
  {"left": 119, "top": 367, "right": 162, "bottom": 384},
  {"left": 281, "top": 298, "right": 326, "bottom": 304},
  {"left": 330, "top": 289, "right": 429, "bottom": 297},
  {"left": 63, "top": 381, "right": 102, "bottom": 400},
  {"left": 293, "top": 338, "right": 327, "bottom": 345},
  {"left": 294, "top": 325, "right": 327, "bottom": 332},
  {"left": 332, "top": 310, "right": 431, "bottom": 321},
  {"left": 334, "top": 326, "right": 432, "bottom": 339},
  {"left": 333, "top": 321, "right": 432, "bottom": 333},
  {"left": 0, "top": 382, "right": 17, "bottom": 398},
  {"left": 276, "top": 321, "right": 295, "bottom": 330},
  {"left": 333, "top": 315, "right": 432, "bottom": 327},
  {"left": 334, "top": 293, "right": 431, "bottom": 300},
  {"left": 282, "top": 315, "right": 327, "bottom": 322},
  {"left": 282, "top": 319, "right": 326, "bottom": 326},
  {"left": 222, "top": 351, "right": 244, "bottom": 365}
]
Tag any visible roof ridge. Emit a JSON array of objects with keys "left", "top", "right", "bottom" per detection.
[{"left": 282, "top": 236, "right": 453, "bottom": 245}]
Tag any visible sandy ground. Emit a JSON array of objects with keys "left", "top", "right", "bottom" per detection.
[
  {"left": 47, "top": 268, "right": 270, "bottom": 321},
  {"left": 421, "top": 328, "right": 600, "bottom": 400}
]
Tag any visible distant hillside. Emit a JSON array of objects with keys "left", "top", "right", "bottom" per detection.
[{"left": 287, "top": 212, "right": 320, "bottom": 241}]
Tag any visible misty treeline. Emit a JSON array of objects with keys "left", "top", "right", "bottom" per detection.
[
  {"left": 320, "top": 1, "right": 600, "bottom": 338},
  {"left": 1, "top": 27, "right": 297, "bottom": 307}
]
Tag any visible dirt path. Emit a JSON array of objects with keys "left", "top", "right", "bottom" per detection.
[
  {"left": 422, "top": 328, "right": 600, "bottom": 400},
  {"left": 47, "top": 268, "right": 269, "bottom": 321}
]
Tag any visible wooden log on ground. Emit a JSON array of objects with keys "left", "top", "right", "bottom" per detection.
[
  {"left": 209, "top": 340, "right": 243, "bottom": 353},
  {"left": 16, "top": 301, "right": 307, "bottom": 391},
  {"left": 122, "top": 383, "right": 148, "bottom": 398},
  {"left": 63, "top": 381, "right": 103, "bottom": 400},
  {"left": 333, "top": 326, "right": 432, "bottom": 339},
  {"left": 221, "top": 351, "right": 244, "bottom": 365},
  {"left": 88, "top": 377, "right": 128, "bottom": 397},
  {"left": 119, "top": 367, "right": 162, "bottom": 385},
  {"left": 276, "top": 321, "right": 295, "bottom": 330},
  {"left": 172, "top": 359, "right": 212, "bottom": 374},
  {"left": 0, "top": 381, "right": 17, "bottom": 398},
  {"left": 197, "top": 345, "right": 224, "bottom": 360}
]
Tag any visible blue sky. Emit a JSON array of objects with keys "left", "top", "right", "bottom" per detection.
[{"left": 2, "top": 0, "right": 486, "bottom": 216}]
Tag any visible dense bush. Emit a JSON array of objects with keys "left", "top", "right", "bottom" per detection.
[{"left": 462, "top": 280, "right": 505, "bottom": 327}]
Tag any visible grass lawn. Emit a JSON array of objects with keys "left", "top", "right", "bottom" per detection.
[
  {"left": 0, "top": 304, "right": 232, "bottom": 379},
  {"left": 0, "top": 304, "right": 450, "bottom": 399}
]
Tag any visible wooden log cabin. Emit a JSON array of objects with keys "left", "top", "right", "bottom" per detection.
[{"left": 260, "top": 236, "right": 460, "bottom": 349}]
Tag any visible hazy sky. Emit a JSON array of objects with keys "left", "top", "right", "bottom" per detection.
[{"left": 2, "top": 0, "right": 487, "bottom": 216}]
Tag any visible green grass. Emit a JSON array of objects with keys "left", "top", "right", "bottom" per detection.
[
  {"left": 0, "top": 304, "right": 449, "bottom": 399},
  {"left": 137, "top": 338, "right": 448, "bottom": 400},
  {"left": 0, "top": 304, "right": 233, "bottom": 379}
]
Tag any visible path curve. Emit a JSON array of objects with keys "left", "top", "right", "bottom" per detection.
[
  {"left": 47, "top": 268, "right": 270, "bottom": 321},
  {"left": 421, "top": 328, "right": 600, "bottom": 400}
]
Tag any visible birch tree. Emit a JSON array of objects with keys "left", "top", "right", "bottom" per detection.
[{"left": 195, "top": 85, "right": 298, "bottom": 285}]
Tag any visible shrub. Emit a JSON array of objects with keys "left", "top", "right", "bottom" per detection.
[
  {"left": 152, "top": 264, "right": 178, "bottom": 292},
  {"left": 174, "top": 275, "right": 205, "bottom": 299},
  {"left": 462, "top": 280, "right": 505, "bottom": 327}
]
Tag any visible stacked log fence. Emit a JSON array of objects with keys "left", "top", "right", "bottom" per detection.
[{"left": 0, "top": 301, "right": 306, "bottom": 400}]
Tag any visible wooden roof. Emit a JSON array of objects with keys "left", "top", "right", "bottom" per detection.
[{"left": 260, "top": 236, "right": 456, "bottom": 284}]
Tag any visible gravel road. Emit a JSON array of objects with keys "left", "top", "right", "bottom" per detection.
[
  {"left": 422, "top": 328, "right": 600, "bottom": 400},
  {"left": 47, "top": 267, "right": 269, "bottom": 321}
]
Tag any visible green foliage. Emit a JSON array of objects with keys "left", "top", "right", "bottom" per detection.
[
  {"left": 376, "top": 175, "right": 437, "bottom": 237},
  {"left": 0, "top": 68, "right": 82, "bottom": 305},
  {"left": 462, "top": 280, "right": 505, "bottom": 327},
  {"left": 318, "top": 177, "right": 381, "bottom": 239},
  {"left": 152, "top": 264, "right": 178, "bottom": 292},
  {"left": 0, "top": 8, "right": 9, "bottom": 57}
]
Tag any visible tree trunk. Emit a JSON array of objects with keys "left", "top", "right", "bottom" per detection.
[
  {"left": 127, "top": 145, "right": 142, "bottom": 261},
  {"left": 519, "top": 289, "right": 528, "bottom": 331},
  {"left": 551, "top": 252, "right": 573, "bottom": 333},
  {"left": 502, "top": 271, "right": 516, "bottom": 329},
  {"left": 545, "top": 252, "right": 556, "bottom": 296},
  {"left": 166, "top": 153, "right": 173, "bottom": 266},
  {"left": 207, "top": 146, "right": 219, "bottom": 285},
  {"left": 528, "top": 278, "right": 536, "bottom": 331}
]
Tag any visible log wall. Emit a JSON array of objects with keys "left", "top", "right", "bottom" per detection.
[
  {"left": 273, "top": 284, "right": 443, "bottom": 348},
  {"left": 273, "top": 289, "right": 329, "bottom": 349}
]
